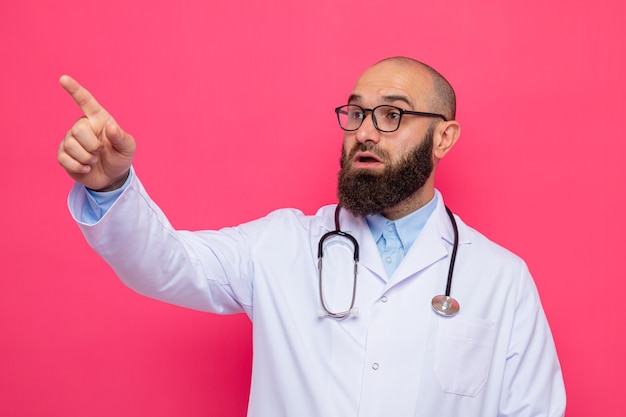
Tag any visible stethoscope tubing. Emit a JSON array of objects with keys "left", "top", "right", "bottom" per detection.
[
  {"left": 318, "top": 205, "right": 461, "bottom": 319},
  {"left": 443, "top": 206, "right": 459, "bottom": 298}
]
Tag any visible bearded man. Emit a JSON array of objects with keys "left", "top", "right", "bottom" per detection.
[{"left": 57, "top": 57, "right": 566, "bottom": 417}]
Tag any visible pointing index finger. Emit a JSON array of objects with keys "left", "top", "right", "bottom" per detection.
[{"left": 59, "top": 74, "right": 106, "bottom": 118}]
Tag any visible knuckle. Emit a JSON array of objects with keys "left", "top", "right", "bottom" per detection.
[
  {"left": 57, "top": 153, "right": 79, "bottom": 172},
  {"left": 69, "top": 123, "right": 102, "bottom": 153},
  {"left": 62, "top": 137, "right": 93, "bottom": 164}
]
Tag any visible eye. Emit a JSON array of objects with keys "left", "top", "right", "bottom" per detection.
[
  {"left": 382, "top": 108, "right": 402, "bottom": 120},
  {"left": 348, "top": 108, "right": 365, "bottom": 120}
]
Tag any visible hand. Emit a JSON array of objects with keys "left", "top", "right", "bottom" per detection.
[{"left": 57, "top": 75, "right": 136, "bottom": 191}]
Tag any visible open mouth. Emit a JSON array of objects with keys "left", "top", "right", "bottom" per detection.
[
  {"left": 359, "top": 155, "right": 380, "bottom": 163},
  {"left": 352, "top": 151, "right": 383, "bottom": 168}
]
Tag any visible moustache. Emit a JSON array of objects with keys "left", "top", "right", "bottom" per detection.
[{"left": 345, "top": 142, "right": 390, "bottom": 162}]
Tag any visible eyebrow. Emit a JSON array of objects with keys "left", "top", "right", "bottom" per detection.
[{"left": 348, "top": 94, "right": 414, "bottom": 108}]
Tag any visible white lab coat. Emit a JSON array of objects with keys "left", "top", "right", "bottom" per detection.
[{"left": 69, "top": 175, "right": 566, "bottom": 417}]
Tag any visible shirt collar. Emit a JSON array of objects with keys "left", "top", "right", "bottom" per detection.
[{"left": 365, "top": 193, "right": 439, "bottom": 251}]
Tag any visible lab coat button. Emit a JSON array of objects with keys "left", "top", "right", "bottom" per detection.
[
  {"left": 372, "top": 363, "right": 379, "bottom": 370},
  {"left": 381, "top": 296, "right": 388, "bottom": 303}
]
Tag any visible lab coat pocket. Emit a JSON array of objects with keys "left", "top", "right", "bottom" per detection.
[{"left": 434, "top": 316, "right": 496, "bottom": 397}]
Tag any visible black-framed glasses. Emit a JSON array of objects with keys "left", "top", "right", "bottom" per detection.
[{"left": 335, "top": 104, "right": 448, "bottom": 133}]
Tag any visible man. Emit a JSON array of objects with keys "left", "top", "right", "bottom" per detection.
[{"left": 58, "top": 57, "right": 566, "bottom": 416}]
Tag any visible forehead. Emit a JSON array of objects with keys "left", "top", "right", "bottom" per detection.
[{"left": 349, "top": 61, "right": 433, "bottom": 108}]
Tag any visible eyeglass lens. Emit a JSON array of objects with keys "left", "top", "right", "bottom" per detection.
[{"left": 337, "top": 105, "right": 403, "bottom": 132}]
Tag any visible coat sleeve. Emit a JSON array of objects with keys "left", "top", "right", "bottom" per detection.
[
  {"left": 68, "top": 174, "right": 254, "bottom": 317},
  {"left": 499, "top": 267, "right": 566, "bottom": 416}
]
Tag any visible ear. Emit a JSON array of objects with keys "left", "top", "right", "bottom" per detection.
[{"left": 433, "top": 120, "right": 461, "bottom": 159}]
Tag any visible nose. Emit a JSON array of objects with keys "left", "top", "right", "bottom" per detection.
[{"left": 354, "top": 112, "right": 381, "bottom": 144}]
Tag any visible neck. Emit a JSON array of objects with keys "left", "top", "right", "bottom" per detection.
[{"left": 381, "top": 184, "right": 435, "bottom": 221}]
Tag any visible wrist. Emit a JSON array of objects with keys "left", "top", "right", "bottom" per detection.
[{"left": 87, "top": 170, "right": 131, "bottom": 192}]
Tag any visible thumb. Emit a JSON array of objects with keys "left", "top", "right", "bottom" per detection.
[{"left": 104, "top": 122, "right": 135, "bottom": 155}]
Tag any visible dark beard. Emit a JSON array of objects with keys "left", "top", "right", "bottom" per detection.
[{"left": 337, "top": 126, "right": 434, "bottom": 217}]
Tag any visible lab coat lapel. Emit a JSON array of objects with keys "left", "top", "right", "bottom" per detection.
[
  {"left": 386, "top": 213, "right": 448, "bottom": 290},
  {"left": 385, "top": 196, "right": 468, "bottom": 291},
  {"left": 335, "top": 208, "right": 388, "bottom": 282},
  {"left": 320, "top": 195, "right": 470, "bottom": 286}
]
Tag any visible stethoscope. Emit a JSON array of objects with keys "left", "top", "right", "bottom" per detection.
[{"left": 317, "top": 205, "right": 461, "bottom": 319}]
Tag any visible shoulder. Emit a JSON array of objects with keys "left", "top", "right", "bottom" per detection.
[
  {"left": 234, "top": 205, "right": 337, "bottom": 237},
  {"left": 455, "top": 214, "right": 529, "bottom": 272}
]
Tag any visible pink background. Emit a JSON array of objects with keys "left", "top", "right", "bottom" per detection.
[{"left": 1, "top": 0, "right": 624, "bottom": 415}]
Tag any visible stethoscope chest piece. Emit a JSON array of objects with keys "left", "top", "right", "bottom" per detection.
[{"left": 431, "top": 295, "right": 460, "bottom": 317}]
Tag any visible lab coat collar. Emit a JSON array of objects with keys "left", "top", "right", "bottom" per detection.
[
  {"left": 326, "top": 203, "right": 388, "bottom": 282},
  {"left": 389, "top": 190, "right": 472, "bottom": 289},
  {"left": 323, "top": 190, "right": 472, "bottom": 287}
]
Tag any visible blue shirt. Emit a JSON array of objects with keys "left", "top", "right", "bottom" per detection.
[
  {"left": 365, "top": 194, "right": 438, "bottom": 277},
  {"left": 81, "top": 170, "right": 133, "bottom": 224}
]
